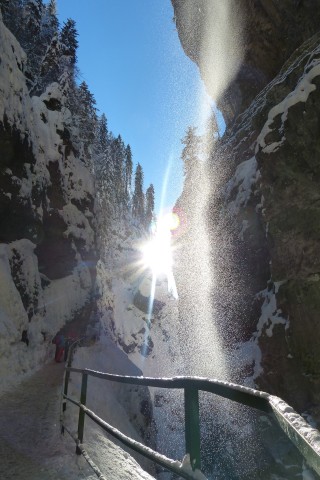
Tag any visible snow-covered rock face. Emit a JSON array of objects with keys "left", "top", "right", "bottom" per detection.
[
  {"left": 174, "top": 7, "right": 320, "bottom": 423},
  {"left": 96, "top": 226, "right": 179, "bottom": 368},
  {"left": 0, "top": 16, "right": 96, "bottom": 393},
  {"left": 220, "top": 36, "right": 320, "bottom": 418}
]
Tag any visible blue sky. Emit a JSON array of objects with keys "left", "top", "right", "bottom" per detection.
[{"left": 56, "top": 0, "right": 213, "bottom": 213}]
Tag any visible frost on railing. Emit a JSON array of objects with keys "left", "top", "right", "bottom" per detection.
[
  {"left": 179, "top": 455, "right": 207, "bottom": 480},
  {"left": 269, "top": 395, "right": 320, "bottom": 476},
  {"left": 61, "top": 366, "right": 320, "bottom": 480}
]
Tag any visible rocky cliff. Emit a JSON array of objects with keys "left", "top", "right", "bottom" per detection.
[
  {"left": 172, "top": 0, "right": 320, "bottom": 422},
  {"left": 0, "top": 7, "right": 159, "bottom": 476},
  {"left": 0, "top": 14, "right": 96, "bottom": 392},
  {"left": 172, "top": 0, "right": 320, "bottom": 125}
]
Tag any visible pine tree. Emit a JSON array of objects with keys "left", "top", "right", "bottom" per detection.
[
  {"left": 94, "top": 114, "right": 109, "bottom": 178},
  {"left": 77, "top": 81, "right": 97, "bottom": 145},
  {"left": 0, "top": 0, "right": 24, "bottom": 37},
  {"left": 98, "top": 114, "right": 108, "bottom": 154},
  {"left": 203, "top": 110, "right": 219, "bottom": 158},
  {"left": 41, "top": 0, "right": 58, "bottom": 46},
  {"left": 39, "top": 32, "right": 61, "bottom": 87},
  {"left": 124, "top": 144, "right": 133, "bottom": 203},
  {"left": 59, "top": 68, "right": 78, "bottom": 113},
  {"left": 60, "top": 18, "right": 78, "bottom": 66},
  {"left": 23, "top": 0, "right": 44, "bottom": 40},
  {"left": 23, "top": 0, "right": 59, "bottom": 95},
  {"left": 68, "top": 81, "right": 97, "bottom": 170},
  {"left": 180, "top": 126, "right": 204, "bottom": 204},
  {"left": 45, "top": 0, "right": 58, "bottom": 32},
  {"left": 58, "top": 18, "right": 78, "bottom": 112},
  {"left": 132, "top": 163, "right": 145, "bottom": 222},
  {"left": 145, "top": 184, "right": 155, "bottom": 228},
  {"left": 58, "top": 18, "right": 79, "bottom": 106},
  {"left": 20, "top": 0, "right": 47, "bottom": 84},
  {"left": 0, "top": 0, "right": 10, "bottom": 17},
  {"left": 94, "top": 114, "right": 116, "bottom": 222},
  {"left": 181, "top": 126, "right": 202, "bottom": 180},
  {"left": 112, "top": 135, "right": 126, "bottom": 208}
]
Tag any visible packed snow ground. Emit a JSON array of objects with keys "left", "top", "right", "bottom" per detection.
[{"left": 0, "top": 354, "right": 155, "bottom": 480}]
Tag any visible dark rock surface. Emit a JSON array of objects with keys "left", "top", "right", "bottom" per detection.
[
  {"left": 172, "top": 0, "right": 320, "bottom": 125},
  {"left": 173, "top": 1, "right": 320, "bottom": 423},
  {"left": 222, "top": 36, "right": 320, "bottom": 417}
]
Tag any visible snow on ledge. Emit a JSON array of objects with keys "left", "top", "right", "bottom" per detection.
[
  {"left": 254, "top": 281, "right": 288, "bottom": 339},
  {"left": 225, "top": 156, "right": 260, "bottom": 214},
  {"left": 235, "top": 281, "right": 288, "bottom": 384},
  {"left": 256, "top": 61, "right": 320, "bottom": 154}
]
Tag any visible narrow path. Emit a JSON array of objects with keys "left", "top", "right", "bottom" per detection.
[
  {"left": 0, "top": 359, "right": 156, "bottom": 480},
  {"left": 0, "top": 361, "right": 95, "bottom": 479}
]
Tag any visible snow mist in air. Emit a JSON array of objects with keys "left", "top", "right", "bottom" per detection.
[
  {"left": 198, "top": 1, "right": 244, "bottom": 104},
  {"left": 175, "top": 137, "right": 228, "bottom": 378},
  {"left": 175, "top": 1, "right": 243, "bottom": 379}
]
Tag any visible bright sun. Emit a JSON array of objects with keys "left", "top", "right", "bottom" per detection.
[
  {"left": 142, "top": 234, "right": 172, "bottom": 275},
  {"left": 141, "top": 212, "right": 178, "bottom": 276}
]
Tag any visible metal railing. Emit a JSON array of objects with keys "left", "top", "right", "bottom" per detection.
[{"left": 60, "top": 364, "right": 320, "bottom": 479}]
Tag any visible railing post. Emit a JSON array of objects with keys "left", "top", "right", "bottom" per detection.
[
  {"left": 61, "top": 368, "right": 69, "bottom": 434},
  {"left": 76, "top": 372, "right": 88, "bottom": 455},
  {"left": 62, "top": 364, "right": 71, "bottom": 412},
  {"left": 61, "top": 342, "right": 76, "bottom": 434},
  {"left": 62, "top": 341, "right": 77, "bottom": 412},
  {"left": 63, "top": 370, "right": 70, "bottom": 413},
  {"left": 184, "top": 387, "right": 201, "bottom": 471}
]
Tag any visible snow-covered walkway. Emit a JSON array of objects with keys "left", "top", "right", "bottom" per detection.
[
  {"left": 0, "top": 360, "right": 155, "bottom": 480},
  {"left": 0, "top": 361, "right": 88, "bottom": 479}
]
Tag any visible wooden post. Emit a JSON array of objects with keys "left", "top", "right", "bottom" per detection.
[
  {"left": 184, "top": 387, "right": 201, "bottom": 471},
  {"left": 76, "top": 372, "right": 88, "bottom": 455}
]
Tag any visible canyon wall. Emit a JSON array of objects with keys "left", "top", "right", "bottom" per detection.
[
  {"left": 0, "top": 14, "right": 97, "bottom": 392},
  {"left": 172, "top": 0, "right": 320, "bottom": 125},
  {"left": 172, "top": 0, "right": 320, "bottom": 422}
]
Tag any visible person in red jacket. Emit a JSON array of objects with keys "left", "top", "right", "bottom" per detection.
[{"left": 52, "top": 333, "right": 65, "bottom": 362}]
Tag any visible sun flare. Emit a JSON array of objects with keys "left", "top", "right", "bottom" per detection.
[
  {"left": 141, "top": 212, "right": 178, "bottom": 277},
  {"left": 142, "top": 235, "right": 172, "bottom": 276}
]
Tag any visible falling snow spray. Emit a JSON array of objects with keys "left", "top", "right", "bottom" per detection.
[
  {"left": 156, "top": 3, "right": 309, "bottom": 478},
  {"left": 152, "top": 2, "right": 269, "bottom": 478},
  {"left": 172, "top": 0, "right": 244, "bottom": 378}
]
